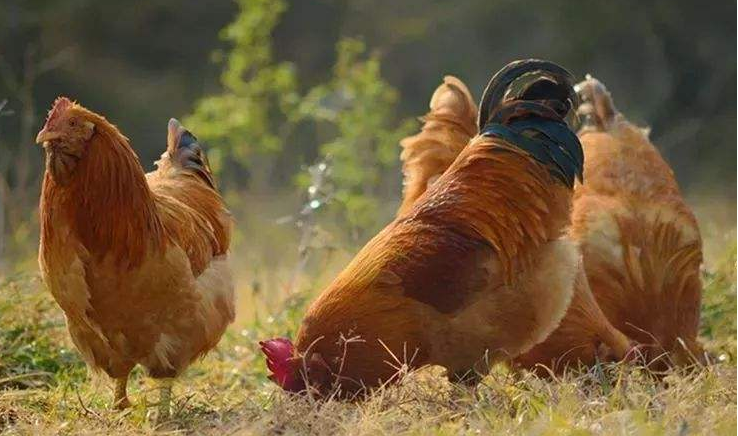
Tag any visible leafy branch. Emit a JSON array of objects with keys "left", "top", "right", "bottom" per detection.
[{"left": 187, "top": 0, "right": 412, "bottom": 238}]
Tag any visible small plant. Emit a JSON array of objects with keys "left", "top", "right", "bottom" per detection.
[
  {"left": 300, "top": 38, "right": 415, "bottom": 237},
  {"left": 700, "top": 243, "right": 737, "bottom": 358},
  {"left": 187, "top": 1, "right": 412, "bottom": 238},
  {"left": 185, "top": 0, "right": 299, "bottom": 177},
  {"left": 277, "top": 157, "right": 337, "bottom": 296}
]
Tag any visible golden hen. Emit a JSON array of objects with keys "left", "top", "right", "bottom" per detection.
[
  {"left": 394, "top": 75, "right": 635, "bottom": 374},
  {"left": 35, "top": 98, "right": 234, "bottom": 416},
  {"left": 570, "top": 76, "right": 705, "bottom": 369},
  {"left": 260, "top": 60, "right": 585, "bottom": 397}
]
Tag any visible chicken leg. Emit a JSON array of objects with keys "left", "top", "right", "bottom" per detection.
[
  {"left": 113, "top": 376, "right": 131, "bottom": 410},
  {"left": 156, "top": 378, "right": 174, "bottom": 422}
]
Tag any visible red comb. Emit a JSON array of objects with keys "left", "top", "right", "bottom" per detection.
[
  {"left": 260, "top": 338, "right": 293, "bottom": 371},
  {"left": 259, "top": 338, "right": 303, "bottom": 390},
  {"left": 44, "top": 97, "right": 73, "bottom": 128}
]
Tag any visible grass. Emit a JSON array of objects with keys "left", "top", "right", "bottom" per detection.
[{"left": 0, "top": 198, "right": 735, "bottom": 435}]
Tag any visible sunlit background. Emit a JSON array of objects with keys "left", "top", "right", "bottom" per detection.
[
  {"left": 0, "top": 0, "right": 735, "bottom": 322},
  {"left": 0, "top": 3, "right": 735, "bottom": 433}
]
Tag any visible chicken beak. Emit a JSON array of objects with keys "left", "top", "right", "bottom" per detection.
[{"left": 35, "top": 128, "right": 61, "bottom": 145}]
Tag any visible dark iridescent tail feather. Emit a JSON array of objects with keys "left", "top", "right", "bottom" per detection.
[
  {"left": 477, "top": 59, "right": 583, "bottom": 188},
  {"left": 167, "top": 118, "right": 216, "bottom": 189}
]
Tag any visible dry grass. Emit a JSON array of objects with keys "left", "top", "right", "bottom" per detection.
[{"left": 0, "top": 198, "right": 735, "bottom": 435}]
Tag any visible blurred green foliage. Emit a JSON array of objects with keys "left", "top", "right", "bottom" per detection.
[
  {"left": 187, "top": 0, "right": 412, "bottom": 234},
  {"left": 296, "top": 39, "right": 414, "bottom": 233},
  {"left": 0, "top": 0, "right": 734, "bottom": 260},
  {"left": 185, "top": 0, "right": 298, "bottom": 170}
]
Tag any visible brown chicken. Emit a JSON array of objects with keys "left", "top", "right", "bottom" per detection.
[
  {"left": 35, "top": 98, "right": 234, "bottom": 416},
  {"left": 394, "top": 75, "right": 635, "bottom": 374},
  {"left": 261, "top": 60, "right": 585, "bottom": 396},
  {"left": 569, "top": 76, "right": 705, "bottom": 369},
  {"left": 395, "top": 73, "right": 706, "bottom": 373}
]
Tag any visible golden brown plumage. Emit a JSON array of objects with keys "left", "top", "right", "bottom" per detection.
[
  {"left": 393, "top": 74, "right": 705, "bottom": 373},
  {"left": 397, "top": 76, "right": 477, "bottom": 216},
  {"left": 393, "top": 75, "right": 636, "bottom": 374},
  {"left": 570, "top": 77, "right": 705, "bottom": 368},
  {"left": 513, "top": 263, "right": 633, "bottom": 373},
  {"left": 261, "top": 60, "right": 585, "bottom": 396},
  {"left": 36, "top": 98, "right": 234, "bottom": 413}
]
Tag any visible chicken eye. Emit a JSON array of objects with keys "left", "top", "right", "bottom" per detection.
[{"left": 69, "top": 119, "right": 77, "bottom": 127}]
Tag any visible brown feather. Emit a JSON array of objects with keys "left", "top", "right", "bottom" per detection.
[
  {"left": 293, "top": 133, "right": 576, "bottom": 396},
  {"left": 38, "top": 99, "right": 234, "bottom": 395},
  {"left": 570, "top": 76, "right": 704, "bottom": 368},
  {"left": 390, "top": 76, "right": 637, "bottom": 374},
  {"left": 398, "top": 76, "right": 477, "bottom": 216},
  {"left": 41, "top": 112, "right": 165, "bottom": 270}
]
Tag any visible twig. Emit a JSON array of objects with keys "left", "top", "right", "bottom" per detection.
[
  {"left": 75, "top": 386, "right": 99, "bottom": 418},
  {"left": 280, "top": 157, "right": 335, "bottom": 295},
  {"left": 0, "top": 371, "right": 53, "bottom": 387}
]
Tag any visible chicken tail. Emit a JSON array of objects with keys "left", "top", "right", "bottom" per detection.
[
  {"left": 574, "top": 75, "right": 618, "bottom": 132},
  {"left": 477, "top": 59, "right": 583, "bottom": 188},
  {"left": 166, "top": 118, "right": 216, "bottom": 189},
  {"left": 398, "top": 76, "right": 477, "bottom": 215},
  {"left": 478, "top": 59, "right": 577, "bottom": 130},
  {"left": 613, "top": 214, "right": 704, "bottom": 368},
  {"left": 427, "top": 76, "right": 478, "bottom": 131}
]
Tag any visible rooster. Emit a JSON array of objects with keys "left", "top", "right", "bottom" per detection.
[
  {"left": 35, "top": 98, "right": 234, "bottom": 417},
  {"left": 261, "top": 60, "right": 585, "bottom": 396},
  {"left": 393, "top": 75, "right": 635, "bottom": 374},
  {"left": 570, "top": 76, "right": 705, "bottom": 369}
]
